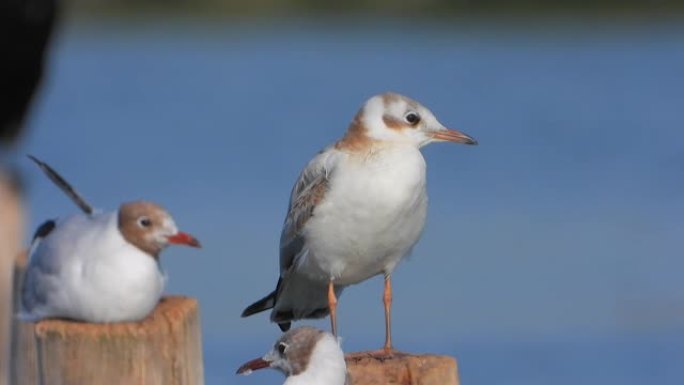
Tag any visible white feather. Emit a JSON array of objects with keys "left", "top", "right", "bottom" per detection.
[{"left": 21, "top": 211, "right": 165, "bottom": 322}]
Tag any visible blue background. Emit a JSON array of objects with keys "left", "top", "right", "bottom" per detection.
[{"left": 10, "top": 17, "right": 684, "bottom": 384}]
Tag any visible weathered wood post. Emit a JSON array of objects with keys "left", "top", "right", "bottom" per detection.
[
  {"left": 11, "top": 251, "right": 205, "bottom": 385},
  {"left": 9, "top": 253, "right": 37, "bottom": 385},
  {"left": 345, "top": 352, "right": 459, "bottom": 385},
  {"left": 0, "top": 171, "right": 24, "bottom": 385}
]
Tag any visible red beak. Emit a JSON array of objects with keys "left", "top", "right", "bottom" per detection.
[
  {"left": 236, "top": 357, "right": 270, "bottom": 375},
  {"left": 167, "top": 231, "right": 201, "bottom": 248}
]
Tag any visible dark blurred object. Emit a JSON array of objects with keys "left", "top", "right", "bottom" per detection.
[
  {"left": 0, "top": 0, "right": 57, "bottom": 144},
  {"left": 3, "top": 167, "right": 23, "bottom": 195},
  {"left": 66, "top": 0, "right": 684, "bottom": 16}
]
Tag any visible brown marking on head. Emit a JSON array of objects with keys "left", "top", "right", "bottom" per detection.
[
  {"left": 382, "top": 114, "right": 405, "bottom": 131},
  {"left": 336, "top": 92, "right": 430, "bottom": 151},
  {"left": 382, "top": 92, "right": 423, "bottom": 132},
  {"left": 335, "top": 109, "right": 375, "bottom": 152},
  {"left": 118, "top": 201, "right": 172, "bottom": 258},
  {"left": 278, "top": 326, "right": 326, "bottom": 375},
  {"left": 383, "top": 92, "right": 422, "bottom": 109},
  {"left": 381, "top": 92, "right": 403, "bottom": 105}
]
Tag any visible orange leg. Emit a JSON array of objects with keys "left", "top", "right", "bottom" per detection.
[
  {"left": 328, "top": 280, "right": 338, "bottom": 337},
  {"left": 383, "top": 274, "right": 393, "bottom": 352}
]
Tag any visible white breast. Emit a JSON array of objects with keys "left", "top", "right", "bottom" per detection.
[
  {"left": 22, "top": 212, "right": 165, "bottom": 322},
  {"left": 301, "top": 145, "right": 428, "bottom": 285}
]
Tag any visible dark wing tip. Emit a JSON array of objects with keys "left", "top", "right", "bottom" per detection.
[
  {"left": 240, "top": 305, "right": 259, "bottom": 318},
  {"left": 241, "top": 291, "right": 276, "bottom": 318},
  {"left": 27, "top": 154, "right": 44, "bottom": 168},
  {"left": 26, "top": 154, "right": 94, "bottom": 215},
  {"left": 27, "top": 154, "right": 40, "bottom": 162},
  {"left": 272, "top": 310, "right": 293, "bottom": 331},
  {"left": 31, "top": 219, "right": 56, "bottom": 244},
  {"left": 278, "top": 322, "right": 291, "bottom": 332}
]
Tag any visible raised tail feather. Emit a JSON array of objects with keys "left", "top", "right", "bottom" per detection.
[{"left": 27, "top": 155, "right": 94, "bottom": 215}]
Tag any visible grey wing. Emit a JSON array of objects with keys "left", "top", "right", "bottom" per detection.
[
  {"left": 20, "top": 260, "right": 53, "bottom": 319},
  {"left": 279, "top": 148, "right": 339, "bottom": 274},
  {"left": 20, "top": 219, "right": 58, "bottom": 319}
]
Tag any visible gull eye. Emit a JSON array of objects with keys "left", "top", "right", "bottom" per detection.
[
  {"left": 404, "top": 112, "right": 421, "bottom": 125},
  {"left": 138, "top": 217, "right": 152, "bottom": 228},
  {"left": 277, "top": 342, "right": 287, "bottom": 355}
]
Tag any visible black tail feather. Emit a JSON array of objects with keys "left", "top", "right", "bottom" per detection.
[
  {"left": 278, "top": 322, "right": 291, "bottom": 332},
  {"left": 27, "top": 155, "right": 94, "bottom": 215},
  {"left": 30, "top": 219, "right": 55, "bottom": 244},
  {"left": 241, "top": 290, "right": 276, "bottom": 318},
  {"left": 242, "top": 297, "right": 291, "bottom": 331}
]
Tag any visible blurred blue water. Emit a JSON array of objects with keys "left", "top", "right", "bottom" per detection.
[{"left": 12, "top": 18, "right": 684, "bottom": 384}]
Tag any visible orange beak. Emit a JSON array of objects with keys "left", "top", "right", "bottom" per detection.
[
  {"left": 236, "top": 357, "right": 270, "bottom": 375},
  {"left": 431, "top": 128, "right": 478, "bottom": 145},
  {"left": 167, "top": 231, "right": 201, "bottom": 248}
]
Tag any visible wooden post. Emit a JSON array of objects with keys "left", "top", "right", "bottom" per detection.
[
  {"left": 9, "top": 253, "right": 37, "bottom": 385},
  {"left": 11, "top": 294, "right": 204, "bottom": 385},
  {"left": 0, "top": 171, "right": 24, "bottom": 385},
  {"left": 345, "top": 352, "right": 459, "bottom": 385}
]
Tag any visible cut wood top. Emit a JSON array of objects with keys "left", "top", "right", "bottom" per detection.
[
  {"left": 31, "top": 296, "right": 199, "bottom": 338},
  {"left": 345, "top": 351, "right": 459, "bottom": 385}
]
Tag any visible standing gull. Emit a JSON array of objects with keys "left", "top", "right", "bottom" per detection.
[
  {"left": 242, "top": 92, "right": 477, "bottom": 352},
  {"left": 20, "top": 156, "right": 201, "bottom": 323}
]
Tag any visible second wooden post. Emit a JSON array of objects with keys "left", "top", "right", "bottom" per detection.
[{"left": 12, "top": 296, "right": 204, "bottom": 385}]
